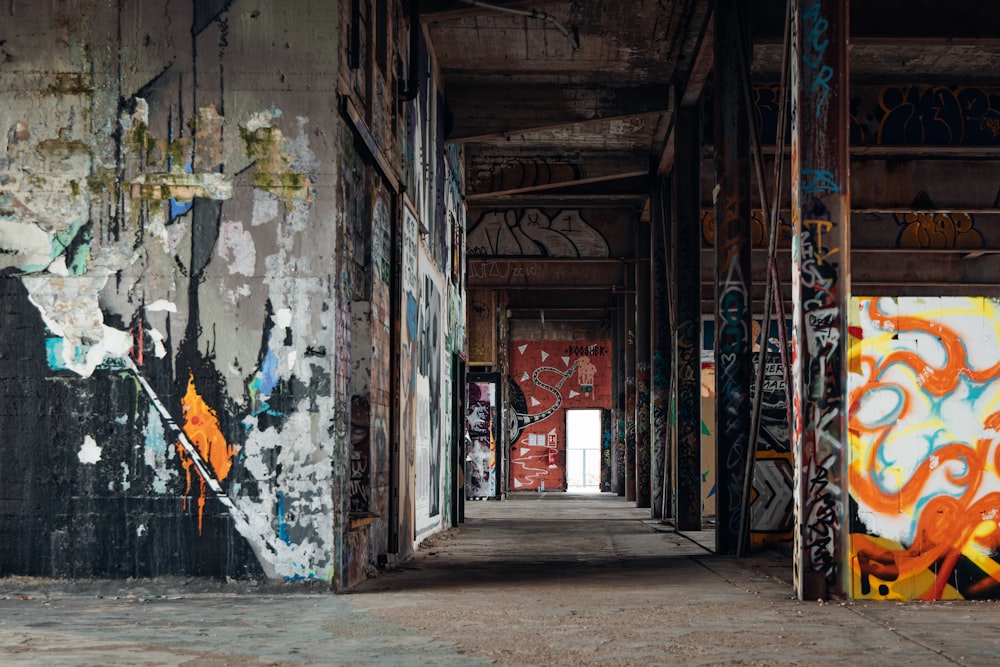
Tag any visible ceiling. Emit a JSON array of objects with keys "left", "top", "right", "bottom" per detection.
[{"left": 424, "top": 0, "right": 1000, "bottom": 319}]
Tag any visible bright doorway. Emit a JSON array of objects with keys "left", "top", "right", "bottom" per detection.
[{"left": 566, "top": 409, "right": 602, "bottom": 493}]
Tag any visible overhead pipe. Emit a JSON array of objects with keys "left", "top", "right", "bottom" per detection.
[{"left": 457, "top": 0, "right": 580, "bottom": 50}]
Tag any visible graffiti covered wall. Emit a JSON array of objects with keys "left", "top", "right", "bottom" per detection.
[
  {"left": 509, "top": 340, "right": 612, "bottom": 491},
  {"left": 0, "top": 3, "right": 345, "bottom": 581},
  {"left": 702, "top": 318, "right": 794, "bottom": 546},
  {"left": 849, "top": 296, "right": 1000, "bottom": 600}
]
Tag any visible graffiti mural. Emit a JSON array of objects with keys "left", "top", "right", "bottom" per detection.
[
  {"left": 466, "top": 379, "right": 498, "bottom": 499},
  {"left": 468, "top": 209, "right": 610, "bottom": 258},
  {"left": 508, "top": 341, "right": 612, "bottom": 491},
  {"left": 849, "top": 297, "right": 1000, "bottom": 600},
  {"left": 702, "top": 318, "right": 794, "bottom": 544},
  {"left": 416, "top": 247, "right": 445, "bottom": 534},
  {"left": 894, "top": 212, "right": 983, "bottom": 250}
]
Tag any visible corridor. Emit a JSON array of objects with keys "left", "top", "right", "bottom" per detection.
[{"left": 1, "top": 494, "right": 997, "bottom": 666}]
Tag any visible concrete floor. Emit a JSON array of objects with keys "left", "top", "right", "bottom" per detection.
[{"left": 0, "top": 492, "right": 997, "bottom": 666}]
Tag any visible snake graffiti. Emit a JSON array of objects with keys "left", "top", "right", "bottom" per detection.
[{"left": 509, "top": 340, "right": 612, "bottom": 491}]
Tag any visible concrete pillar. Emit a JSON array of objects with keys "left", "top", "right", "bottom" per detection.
[
  {"left": 673, "top": 102, "right": 702, "bottom": 531},
  {"left": 624, "top": 276, "right": 637, "bottom": 502},
  {"left": 651, "top": 176, "right": 672, "bottom": 519},
  {"left": 713, "top": 0, "right": 753, "bottom": 555},
  {"left": 791, "top": 0, "right": 850, "bottom": 600},
  {"left": 635, "top": 222, "right": 652, "bottom": 509},
  {"left": 614, "top": 297, "right": 626, "bottom": 496}
]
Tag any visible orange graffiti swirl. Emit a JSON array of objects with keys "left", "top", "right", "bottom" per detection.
[{"left": 850, "top": 299, "right": 1000, "bottom": 599}]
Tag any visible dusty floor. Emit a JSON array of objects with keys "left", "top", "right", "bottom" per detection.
[{"left": 0, "top": 492, "right": 997, "bottom": 665}]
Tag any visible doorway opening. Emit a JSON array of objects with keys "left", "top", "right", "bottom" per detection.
[{"left": 566, "top": 409, "right": 602, "bottom": 493}]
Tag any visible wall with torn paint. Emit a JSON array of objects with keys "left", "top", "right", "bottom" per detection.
[
  {"left": 0, "top": 1, "right": 344, "bottom": 581},
  {"left": 0, "top": 0, "right": 464, "bottom": 589},
  {"left": 849, "top": 296, "right": 1000, "bottom": 600}
]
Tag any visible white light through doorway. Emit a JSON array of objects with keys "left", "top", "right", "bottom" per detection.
[{"left": 566, "top": 409, "right": 602, "bottom": 493}]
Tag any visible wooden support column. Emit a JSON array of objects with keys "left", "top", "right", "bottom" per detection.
[
  {"left": 713, "top": 0, "right": 753, "bottom": 555},
  {"left": 791, "top": 0, "right": 850, "bottom": 600},
  {"left": 651, "top": 176, "right": 672, "bottom": 519},
  {"left": 635, "top": 221, "right": 653, "bottom": 509},
  {"left": 673, "top": 102, "right": 702, "bottom": 531}
]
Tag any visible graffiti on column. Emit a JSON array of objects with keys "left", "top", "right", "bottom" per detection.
[
  {"left": 849, "top": 297, "right": 1000, "bottom": 600},
  {"left": 791, "top": 0, "right": 848, "bottom": 597},
  {"left": 716, "top": 139, "right": 751, "bottom": 546},
  {"left": 635, "top": 362, "right": 652, "bottom": 505}
]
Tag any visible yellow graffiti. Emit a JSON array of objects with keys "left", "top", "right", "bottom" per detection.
[
  {"left": 849, "top": 297, "right": 1000, "bottom": 600},
  {"left": 895, "top": 212, "right": 983, "bottom": 250}
]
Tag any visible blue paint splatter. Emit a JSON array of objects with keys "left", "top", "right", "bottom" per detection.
[{"left": 277, "top": 490, "right": 292, "bottom": 546}]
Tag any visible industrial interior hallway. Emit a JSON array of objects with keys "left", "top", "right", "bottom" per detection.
[{"left": 0, "top": 492, "right": 998, "bottom": 666}]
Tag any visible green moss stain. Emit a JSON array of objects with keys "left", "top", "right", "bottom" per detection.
[
  {"left": 46, "top": 73, "right": 94, "bottom": 95},
  {"left": 35, "top": 137, "right": 91, "bottom": 158},
  {"left": 239, "top": 124, "right": 311, "bottom": 203}
]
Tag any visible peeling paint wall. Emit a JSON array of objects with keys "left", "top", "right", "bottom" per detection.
[{"left": 0, "top": 1, "right": 435, "bottom": 586}]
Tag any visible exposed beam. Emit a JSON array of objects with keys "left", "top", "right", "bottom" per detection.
[
  {"left": 419, "top": 0, "right": 564, "bottom": 21},
  {"left": 447, "top": 84, "right": 670, "bottom": 142},
  {"left": 700, "top": 158, "right": 1000, "bottom": 211},
  {"left": 468, "top": 258, "right": 626, "bottom": 289},
  {"left": 466, "top": 148, "right": 649, "bottom": 196}
]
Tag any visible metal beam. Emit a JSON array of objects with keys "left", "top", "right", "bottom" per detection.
[
  {"left": 791, "top": 0, "right": 851, "bottom": 601},
  {"left": 448, "top": 84, "right": 670, "bottom": 143},
  {"left": 713, "top": 0, "right": 753, "bottom": 556}
]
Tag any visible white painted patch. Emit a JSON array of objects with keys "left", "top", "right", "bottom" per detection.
[
  {"left": 275, "top": 308, "right": 293, "bottom": 329},
  {"left": 146, "top": 300, "right": 178, "bottom": 313},
  {"left": 48, "top": 256, "right": 69, "bottom": 276},
  {"left": 22, "top": 274, "right": 133, "bottom": 377},
  {"left": 520, "top": 447, "right": 530, "bottom": 456},
  {"left": 569, "top": 390, "right": 580, "bottom": 399},
  {"left": 562, "top": 356, "right": 571, "bottom": 366},
  {"left": 0, "top": 219, "right": 53, "bottom": 272},
  {"left": 540, "top": 351, "right": 549, "bottom": 361},
  {"left": 147, "top": 327, "right": 167, "bottom": 358},
  {"left": 517, "top": 344, "right": 528, "bottom": 355},
  {"left": 120, "top": 461, "right": 131, "bottom": 491},
  {"left": 531, "top": 396, "right": 541, "bottom": 407},
  {"left": 136, "top": 524, "right": 147, "bottom": 537},
  {"left": 78, "top": 436, "right": 102, "bottom": 464},
  {"left": 521, "top": 372, "right": 529, "bottom": 382},
  {"left": 246, "top": 108, "right": 281, "bottom": 132},
  {"left": 287, "top": 350, "right": 297, "bottom": 371},
  {"left": 217, "top": 220, "right": 256, "bottom": 276},
  {"left": 252, "top": 190, "right": 279, "bottom": 226}
]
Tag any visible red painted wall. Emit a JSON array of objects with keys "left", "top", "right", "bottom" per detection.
[{"left": 509, "top": 340, "right": 612, "bottom": 491}]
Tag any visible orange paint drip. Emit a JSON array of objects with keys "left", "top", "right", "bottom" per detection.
[{"left": 176, "top": 373, "right": 237, "bottom": 533}]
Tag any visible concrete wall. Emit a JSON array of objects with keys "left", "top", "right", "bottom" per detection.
[{"left": 0, "top": 0, "right": 463, "bottom": 587}]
